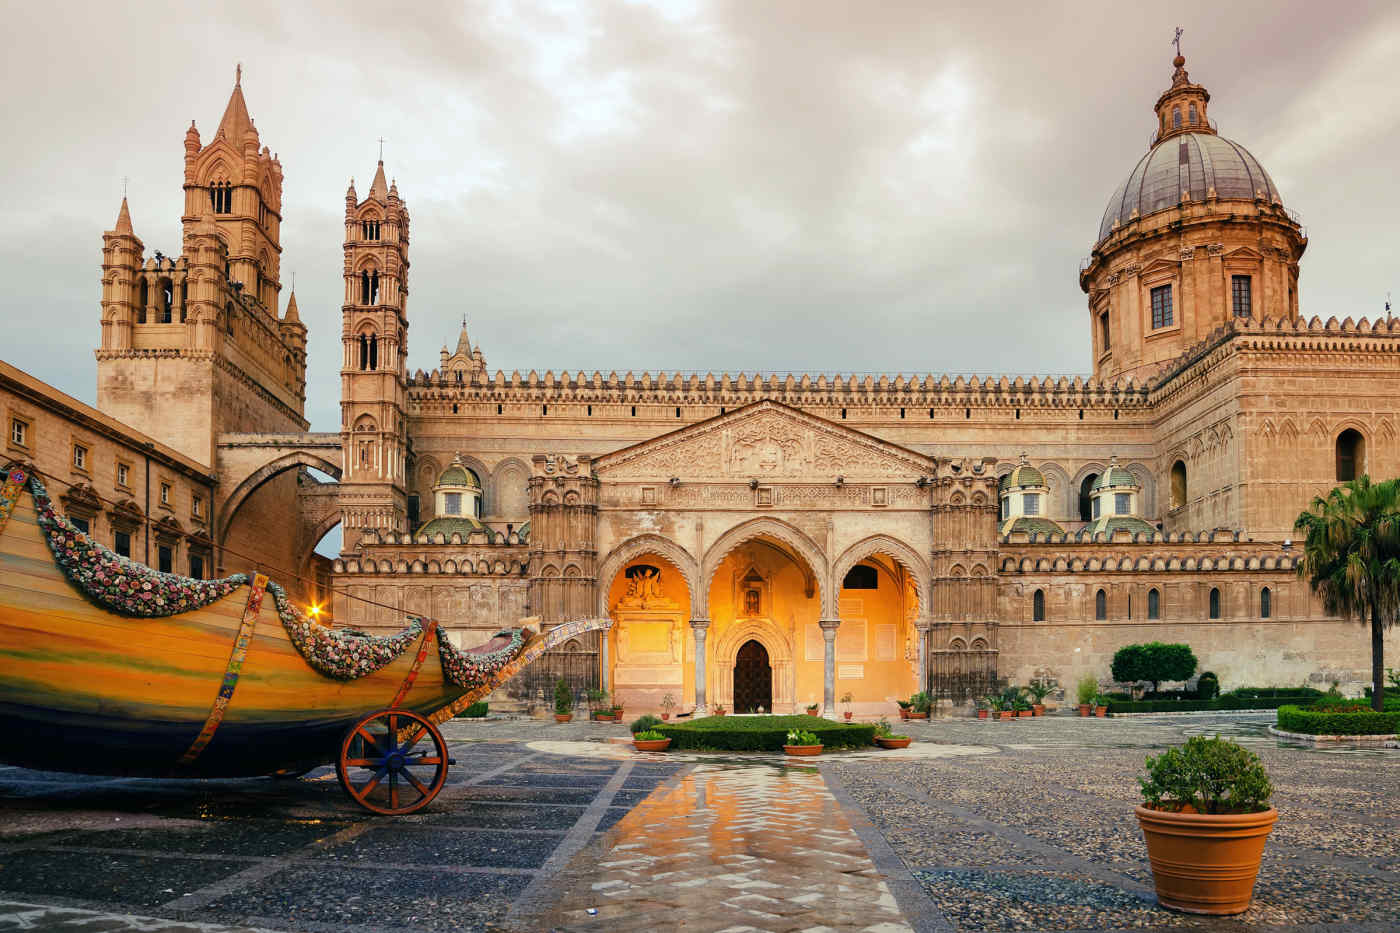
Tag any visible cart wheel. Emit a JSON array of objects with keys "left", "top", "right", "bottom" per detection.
[{"left": 336, "top": 708, "right": 449, "bottom": 815}]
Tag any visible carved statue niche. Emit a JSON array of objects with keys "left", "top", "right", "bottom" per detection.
[
  {"left": 736, "top": 566, "right": 768, "bottom": 619},
  {"left": 617, "top": 564, "right": 674, "bottom": 610}
]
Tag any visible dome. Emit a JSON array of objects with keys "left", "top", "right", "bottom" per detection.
[
  {"left": 436, "top": 458, "right": 479, "bottom": 489},
  {"left": 1097, "top": 132, "right": 1282, "bottom": 244},
  {"left": 999, "top": 459, "right": 1046, "bottom": 492},
  {"left": 418, "top": 515, "right": 488, "bottom": 538},
  {"left": 1001, "top": 516, "right": 1065, "bottom": 537},
  {"left": 1088, "top": 515, "right": 1156, "bottom": 537},
  {"left": 1091, "top": 463, "right": 1138, "bottom": 491}
]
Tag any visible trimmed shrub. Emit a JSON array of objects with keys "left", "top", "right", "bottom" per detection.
[
  {"left": 1111, "top": 642, "right": 1197, "bottom": 693},
  {"left": 1111, "top": 644, "right": 1150, "bottom": 686},
  {"left": 1140, "top": 736, "right": 1272, "bottom": 814},
  {"left": 1106, "top": 695, "right": 1318, "bottom": 714},
  {"left": 1226, "top": 686, "right": 1323, "bottom": 700},
  {"left": 656, "top": 715, "right": 875, "bottom": 751},
  {"left": 457, "top": 701, "right": 489, "bottom": 718},
  {"left": 1195, "top": 672, "right": 1220, "bottom": 700},
  {"left": 629, "top": 714, "right": 662, "bottom": 734},
  {"left": 1277, "top": 704, "right": 1400, "bottom": 736},
  {"left": 553, "top": 678, "right": 573, "bottom": 715}
]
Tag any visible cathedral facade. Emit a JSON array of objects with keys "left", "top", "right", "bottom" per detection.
[{"left": 25, "top": 53, "right": 1399, "bottom": 717}]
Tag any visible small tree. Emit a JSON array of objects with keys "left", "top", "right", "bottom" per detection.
[
  {"left": 554, "top": 678, "right": 573, "bottom": 715},
  {"left": 1112, "top": 642, "right": 1197, "bottom": 694},
  {"left": 1111, "top": 644, "right": 1150, "bottom": 690},
  {"left": 1295, "top": 476, "right": 1400, "bottom": 711}
]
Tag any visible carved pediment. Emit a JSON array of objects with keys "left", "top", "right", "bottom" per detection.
[{"left": 593, "top": 400, "right": 934, "bottom": 481}]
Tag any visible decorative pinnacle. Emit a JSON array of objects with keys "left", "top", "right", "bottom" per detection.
[{"left": 236, "top": 62, "right": 242, "bottom": 87}]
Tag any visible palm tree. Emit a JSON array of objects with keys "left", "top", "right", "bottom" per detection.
[{"left": 1294, "top": 476, "right": 1400, "bottom": 711}]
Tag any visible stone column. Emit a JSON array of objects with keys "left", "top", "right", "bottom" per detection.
[
  {"left": 690, "top": 619, "right": 710, "bottom": 714},
  {"left": 819, "top": 619, "right": 841, "bottom": 717},
  {"left": 914, "top": 617, "right": 932, "bottom": 692}
]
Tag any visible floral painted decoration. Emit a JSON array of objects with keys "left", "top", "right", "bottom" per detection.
[
  {"left": 437, "top": 627, "right": 526, "bottom": 687},
  {"left": 267, "top": 580, "right": 421, "bottom": 680},
  {"left": 29, "top": 474, "right": 247, "bottom": 617}
]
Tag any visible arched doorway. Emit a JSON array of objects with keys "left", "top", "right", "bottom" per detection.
[{"left": 733, "top": 640, "right": 772, "bottom": 713}]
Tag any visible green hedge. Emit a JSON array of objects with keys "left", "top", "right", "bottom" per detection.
[
  {"left": 1106, "top": 696, "right": 1314, "bottom": 714},
  {"left": 656, "top": 715, "right": 875, "bottom": 751},
  {"left": 1226, "top": 687, "right": 1323, "bottom": 700},
  {"left": 1276, "top": 704, "right": 1400, "bottom": 736}
]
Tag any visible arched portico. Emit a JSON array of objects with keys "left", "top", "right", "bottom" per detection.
[
  {"left": 597, "top": 534, "right": 698, "bottom": 710},
  {"left": 712, "top": 618, "right": 795, "bottom": 713}
]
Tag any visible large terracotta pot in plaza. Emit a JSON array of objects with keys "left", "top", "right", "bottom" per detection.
[
  {"left": 783, "top": 744, "right": 822, "bottom": 757},
  {"left": 1135, "top": 805, "right": 1278, "bottom": 914},
  {"left": 633, "top": 738, "right": 671, "bottom": 751}
]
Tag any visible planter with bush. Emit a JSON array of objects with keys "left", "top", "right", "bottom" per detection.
[
  {"left": 630, "top": 714, "right": 663, "bottom": 735},
  {"left": 1076, "top": 675, "right": 1098, "bottom": 716},
  {"left": 840, "top": 691, "right": 855, "bottom": 721},
  {"left": 633, "top": 729, "right": 672, "bottom": 752},
  {"left": 783, "top": 729, "right": 823, "bottom": 756},
  {"left": 1136, "top": 735, "right": 1277, "bottom": 915},
  {"left": 1027, "top": 678, "right": 1054, "bottom": 715},
  {"left": 553, "top": 679, "right": 574, "bottom": 722},
  {"left": 873, "top": 718, "right": 912, "bottom": 749},
  {"left": 656, "top": 714, "right": 874, "bottom": 752},
  {"left": 660, "top": 693, "right": 676, "bottom": 720},
  {"left": 907, "top": 692, "right": 931, "bottom": 719}
]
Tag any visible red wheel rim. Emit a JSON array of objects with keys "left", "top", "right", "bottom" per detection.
[{"left": 336, "top": 708, "right": 449, "bottom": 815}]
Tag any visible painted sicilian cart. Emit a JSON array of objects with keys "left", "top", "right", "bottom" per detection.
[{"left": 0, "top": 465, "right": 608, "bottom": 814}]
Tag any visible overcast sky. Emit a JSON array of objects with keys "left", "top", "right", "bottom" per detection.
[{"left": 2, "top": 0, "right": 1397, "bottom": 435}]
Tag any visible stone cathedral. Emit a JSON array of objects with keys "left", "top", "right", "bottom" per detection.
[{"left": 69, "top": 54, "right": 1400, "bottom": 717}]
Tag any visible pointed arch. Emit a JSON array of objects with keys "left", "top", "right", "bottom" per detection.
[
  {"left": 830, "top": 535, "right": 930, "bottom": 610},
  {"left": 596, "top": 534, "right": 701, "bottom": 618},
  {"left": 701, "top": 517, "right": 830, "bottom": 616}
]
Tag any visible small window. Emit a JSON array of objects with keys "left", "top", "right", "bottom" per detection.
[
  {"left": 73, "top": 444, "right": 87, "bottom": 471},
  {"left": 189, "top": 554, "right": 204, "bottom": 580},
  {"left": 1078, "top": 474, "right": 1098, "bottom": 522},
  {"left": 160, "top": 483, "right": 171, "bottom": 506},
  {"left": 71, "top": 516, "right": 90, "bottom": 534},
  {"left": 1231, "top": 275, "right": 1251, "bottom": 317},
  {"left": 117, "top": 463, "right": 130, "bottom": 487},
  {"left": 1023, "top": 493, "right": 1040, "bottom": 516},
  {"left": 1151, "top": 284, "right": 1173, "bottom": 329},
  {"left": 1032, "top": 589, "right": 1045, "bottom": 622},
  {"left": 1188, "top": 102, "right": 1198, "bottom": 124},
  {"left": 192, "top": 496, "right": 203, "bottom": 518},
  {"left": 842, "top": 565, "right": 879, "bottom": 590},
  {"left": 1000, "top": 497, "right": 1009, "bottom": 520},
  {"left": 1209, "top": 587, "right": 1221, "bottom": 619},
  {"left": 1092, "top": 496, "right": 1101, "bottom": 519},
  {"left": 444, "top": 492, "right": 462, "bottom": 516},
  {"left": 1172, "top": 106, "right": 1181, "bottom": 128},
  {"left": 1260, "top": 587, "right": 1271, "bottom": 619},
  {"left": 1099, "top": 311, "right": 1110, "bottom": 351},
  {"left": 454, "top": 370, "right": 464, "bottom": 384},
  {"left": 1095, "top": 589, "right": 1107, "bottom": 620},
  {"left": 114, "top": 530, "right": 131, "bottom": 558},
  {"left": 1170, "top": 461, "right": 1187, "bottom": 509},
  {"left": 1336, "top": 429, "right": 1364, "bottom": 482},
  {"left": 158, "top": 545, "right": 173, "bottom": 574},
  {"left": 406, "top": 495, "right": 420, "bottom": 528},
  {"left": 10, "top": 418, "right": 29, "bottom": 448},
  {"left": 1114, "top": 492, "right": 1131, "bottom": 515},
  {"left": 1148, "top": 588, "right": 1160, "bottom": 620}
]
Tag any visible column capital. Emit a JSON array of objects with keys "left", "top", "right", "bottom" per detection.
[
  {"left": 914, "top": 617, "right": 933, "bottom": 633},
  {"left": 689, "top": 618, "right": 711, "bottom": 631},
  {"left": 818, "top": 618, "right": 841, "bottom": 633}
]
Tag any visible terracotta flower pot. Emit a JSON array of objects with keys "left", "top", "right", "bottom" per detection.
[
  {"left": 998, "top": 710, "right": 1013, "bottom": 721},
  {"left": 843, "top": 711, "right": 853, "bottom": 721},
  {"left": 1095, "top": 706, "right": 1108, "bottom": 717},
  {"left": 1079, "top": 704, "right": 1091, "bottom": 717},
  {"left": 783, "top": 744, "right": 822, "bottom": 756},
  {"left": 633, "top": 738, "right": 671, "bottom": 752},
  {"left": 712, "top": 709, "right": 726, "bottom": 717},
  {"left": 1033, "top": 704, "right": 1046, "bottom": 716},
  {"left": 554, "top": 713, "right": 572, "bottom": 723},
  {"left": 977, "top": 709, "right": 989, "bottom": 719},
  {"left": 805, "top": 708, "right": 819, "bottom": 716},
  {"left": 875, "top": 736, "right": 912, "bottom": 749},
  {"left": 1136, "top": 805, "right": 1278, "bottom": 915},
  {"left": 899, "top": 708, "right": 910, "bottom": 720},
  {"left": 1017, "top": 709, "right": 1033, "bottom": 718},
  {"left": 660, "top": 712, "right": 670, "bottom": 720},
  {"left": 908, "top": 712, "right": 928, "bottom": 720}
]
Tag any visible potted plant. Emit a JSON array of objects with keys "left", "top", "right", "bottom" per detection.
[
  {"left": 897, "top": 699, "right": 913, "bottom": 720},
  {"left": 991, "top": 696, "right": 1012, "bottom": 721},
  {"left": 783, "top": 728, "right": 823, "bottom": 756},
  {"left": 1136, "top": 736, "right": 1277, "bottom": 915},
  {"left": 659, "top": 693, "right": 676, "bottom": 720},
  {"left": 711, "top": 704, "right": 727, "bottom": 716},
  {"left": 1077, "top": 675, "right": 1098, "bottom": 717},
  {"left": 633, "top": 729, "right": 672, "bottom": 752},
  {"left": 805, "top": 702, "right": 820, "bottom": 716},
  {"left": 1094, "top": 694, "right": 1110, "bottom": 717},
  {"left": 840, "top": 691, "right": 855, "bottom": 721},
  {"left": 554, "top": 678, "right": 574, "bottom": 723},
  {"left": 975, "top": 696, "right": 990, "bottom": 720},
  {"left": 908, "top": 692, "right": 931, "bottom": 720},
  {"left": 1027, "top": 678, "right": 1054, "bottom": 715},
  {"left": 873, "top": 718, "right": 912, "bottom": 749}
]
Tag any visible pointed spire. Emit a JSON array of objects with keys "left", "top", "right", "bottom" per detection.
[
  {"left": 283, "top": 290, "right": 300, "bottom": 323},
  {"left": 216, "top": 65, "right": 254, "bottom": 142},
  {"left": 114, "top": 196, "right": 134, "bottom": 235},
  {"left": 369, "top": 160, "right": 389, "bottom": 200},
  {"left": 454, "top": 316, "right": 472, "bottom": 357}
]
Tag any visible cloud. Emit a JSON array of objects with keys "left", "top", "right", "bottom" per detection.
[{"left": 1, "top": 0, "right": 1397, "bottom": 438}]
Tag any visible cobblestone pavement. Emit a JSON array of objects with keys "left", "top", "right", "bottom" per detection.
[{"left": 2, "top": 713, "right": 1397, "bottom": 932}]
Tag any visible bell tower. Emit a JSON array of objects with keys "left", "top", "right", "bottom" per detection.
[{"left": 339, "top": 159, "right": 412, "bottom": 542}]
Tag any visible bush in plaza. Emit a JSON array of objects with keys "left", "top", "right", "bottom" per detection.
[
  {"left": 656, "top": 715, "right": 875, "bottom": 751},
  {"left": 1276, "top": 704, "right": 1400, "bottom": 735},
  {"left": 1195, "top": 671, "right": 1220, "bottom": 700},
  {"left": 630, "top": 714, "right": 662, "bottom": 734},
  {"left": 1112, "top": 642, "right": 1198, "bottom": 694}
]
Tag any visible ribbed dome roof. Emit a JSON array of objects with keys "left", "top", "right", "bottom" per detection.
[
  {"left": 1091, "top": 464, "right": 1138, "bottom": 491},
  {"left": 436, "top": 458, "right": 480, "bottom": 489},
  {"left": 1097, "top": 132, "right": 1282, "bottom": 243},
  {"left": 999, "top": 461, "right": 1046, "bottom": 492},
  {"left": 418, "top": 515, "right": 488, "bottom": 538}
]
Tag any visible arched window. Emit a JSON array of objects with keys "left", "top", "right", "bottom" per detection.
[
  {"left": 360, "top": 270, "right": 371, "bottom": 304},
  {"left": 1170, "top": 461, "right": 1187, "bottom": 510},
  {"left": 136, "top": 278, "right": 148, "bottom": 323},
  {"left": 369, "top": 271, "right": 380, "bottom": 304},
  {"left": 179, "top": 283, "right": 187, "bottom": 322},
  {"left": 208, "top": 180, "right": 232, "bottom": 214},
  {"left": 1260, "top": 587, "right": 1271, "bottom": 619},
  {"left": 368, "top": 336, "right": 378, "bottom": 371},
  {"left": 1172, "top": 106, "right": 1181, "bottom": 128},
  {"left": 1032, "top": 589, "right": 1045, "bottom": 622},
  {"left": 159, "top": 279, "right": 173, "bottom": 323},
  {"left": 1147, "top": 587, "right": 1160, "bottom": 620},
  {"left": 1336, "top": 429, "right": 1365, "bottom": 482},
  {"left": 1095, "top": 589, "right": 1107, "bottom": 620},
  {"left": 358, "top": 334, "right": 369, "bottom": 370},
  {"left": 1209, "top": 587, "right": 1221, "bottom": 619},
  {"left": 1079, "top": 474, "right": 1098, "bottom": 521},
  {"left": 1188, "top": 102, "right": 1198, "bottom": 124}
]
